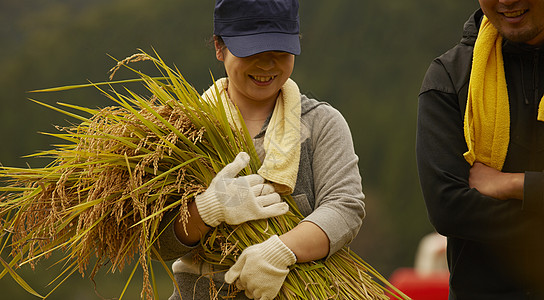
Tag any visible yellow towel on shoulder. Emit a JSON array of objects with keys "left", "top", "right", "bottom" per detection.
[
  {"left": 463, "top": 16, "right": 544, "bottom": 170},
  {"left": 202, "top": 78, "right": 301, "bottom": 195}
]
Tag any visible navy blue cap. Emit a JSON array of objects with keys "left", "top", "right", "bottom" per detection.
[{"left": 214, "top": 0, "right": 301, "bottom": 58}]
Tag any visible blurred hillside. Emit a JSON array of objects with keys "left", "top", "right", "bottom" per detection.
[{"left": 0, "top": 0, "right": 479, "bottom": 298}]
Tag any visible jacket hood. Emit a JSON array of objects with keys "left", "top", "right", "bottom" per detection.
[{"left": 460, "top": 9, "right": 484, "bottom": 47}]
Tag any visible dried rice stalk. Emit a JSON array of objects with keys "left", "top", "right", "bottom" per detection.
[{"left": 0, "top": 51, "right": 410, "bottom": 300}]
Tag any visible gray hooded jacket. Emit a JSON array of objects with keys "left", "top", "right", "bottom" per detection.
[{"left": 156, "top": 94, "right": 366, "bottom": 299}]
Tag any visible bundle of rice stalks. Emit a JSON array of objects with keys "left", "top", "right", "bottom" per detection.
[{"left": 0, "top": 50, "right": 409, "bottom": 299}]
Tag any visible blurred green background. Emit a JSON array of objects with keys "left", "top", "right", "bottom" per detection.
[{"left": 0, "top": 0, "right": 479, "bottom": 299}]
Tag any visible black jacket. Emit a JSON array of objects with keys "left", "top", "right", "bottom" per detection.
[{"left": 417, "top": 9, "right": 544, "bottom": 300}]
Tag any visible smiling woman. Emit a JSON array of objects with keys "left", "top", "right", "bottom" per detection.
[
  {"left": 213, "top": 43, "right": 296, "bottom": 137},
  {"left": 152, "top": 0, "right": 370, "bottom": 299}
]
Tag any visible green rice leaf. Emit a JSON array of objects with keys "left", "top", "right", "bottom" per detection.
[{"left": 0, "top": 256, "right": 43, "bottom": 298}]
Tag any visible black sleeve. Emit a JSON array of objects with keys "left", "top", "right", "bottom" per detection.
[
  {"left": 416, "top": 61, "right": 534, "bottom": 243},
  {"left": 523, "top": 171, "right": 544, "bottom": 212}
]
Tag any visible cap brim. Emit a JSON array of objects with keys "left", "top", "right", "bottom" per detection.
[{"left": 222, "top": 33, "right": 300, "bottom": 58}]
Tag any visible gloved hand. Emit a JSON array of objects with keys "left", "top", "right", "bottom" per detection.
[
  {"left": 224, "top": 235, "right": 296, "bottom": 300},
  {"left": 195, "top": 152, "right": 289, "bottom": 227}
]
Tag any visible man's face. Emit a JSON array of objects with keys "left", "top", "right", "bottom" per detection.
[{"left": 479, "top": 0, "right": 544, "bottom": 46}]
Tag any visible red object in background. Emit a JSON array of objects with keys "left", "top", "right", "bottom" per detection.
[{"left": 389, "top": 268, "right": 449, "bottom": 300}]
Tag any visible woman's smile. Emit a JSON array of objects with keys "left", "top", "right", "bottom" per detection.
[
  {"left": 216, "top": 45, "right": 295, "bottom": 105},
  {"left": 249, "top": 75, "right": 277, "bottom": 86}
]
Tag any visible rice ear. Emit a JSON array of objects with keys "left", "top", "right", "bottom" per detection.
[{"left": 0, "top": 50, "right": 409, "bottom": 300}]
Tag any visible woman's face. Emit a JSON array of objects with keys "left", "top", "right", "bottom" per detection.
[{"left": 215, "top": 41, "right": 295, "bottom": 105}]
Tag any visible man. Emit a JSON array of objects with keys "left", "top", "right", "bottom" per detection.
[{"left": 416, "top": 0, "right": 544, "bottom": 299}]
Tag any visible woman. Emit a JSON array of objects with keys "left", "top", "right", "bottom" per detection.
[{"left": 156, "top": 0, "right": 366, "bottom": 299}]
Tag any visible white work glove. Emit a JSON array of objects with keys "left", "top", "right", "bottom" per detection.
[
  {"left": 224, "top": 235, "right": 296, "bottom": 300},
  {"left": 195, "top": 152, "right": 289, "bottom": 227}
]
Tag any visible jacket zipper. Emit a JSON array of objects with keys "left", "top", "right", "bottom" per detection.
[
  {"left": 531, "top": 51, "right": 540, "bottom": 166},
  {"left": 533, "top": 52, "right": 540, "bottom": 107}
]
